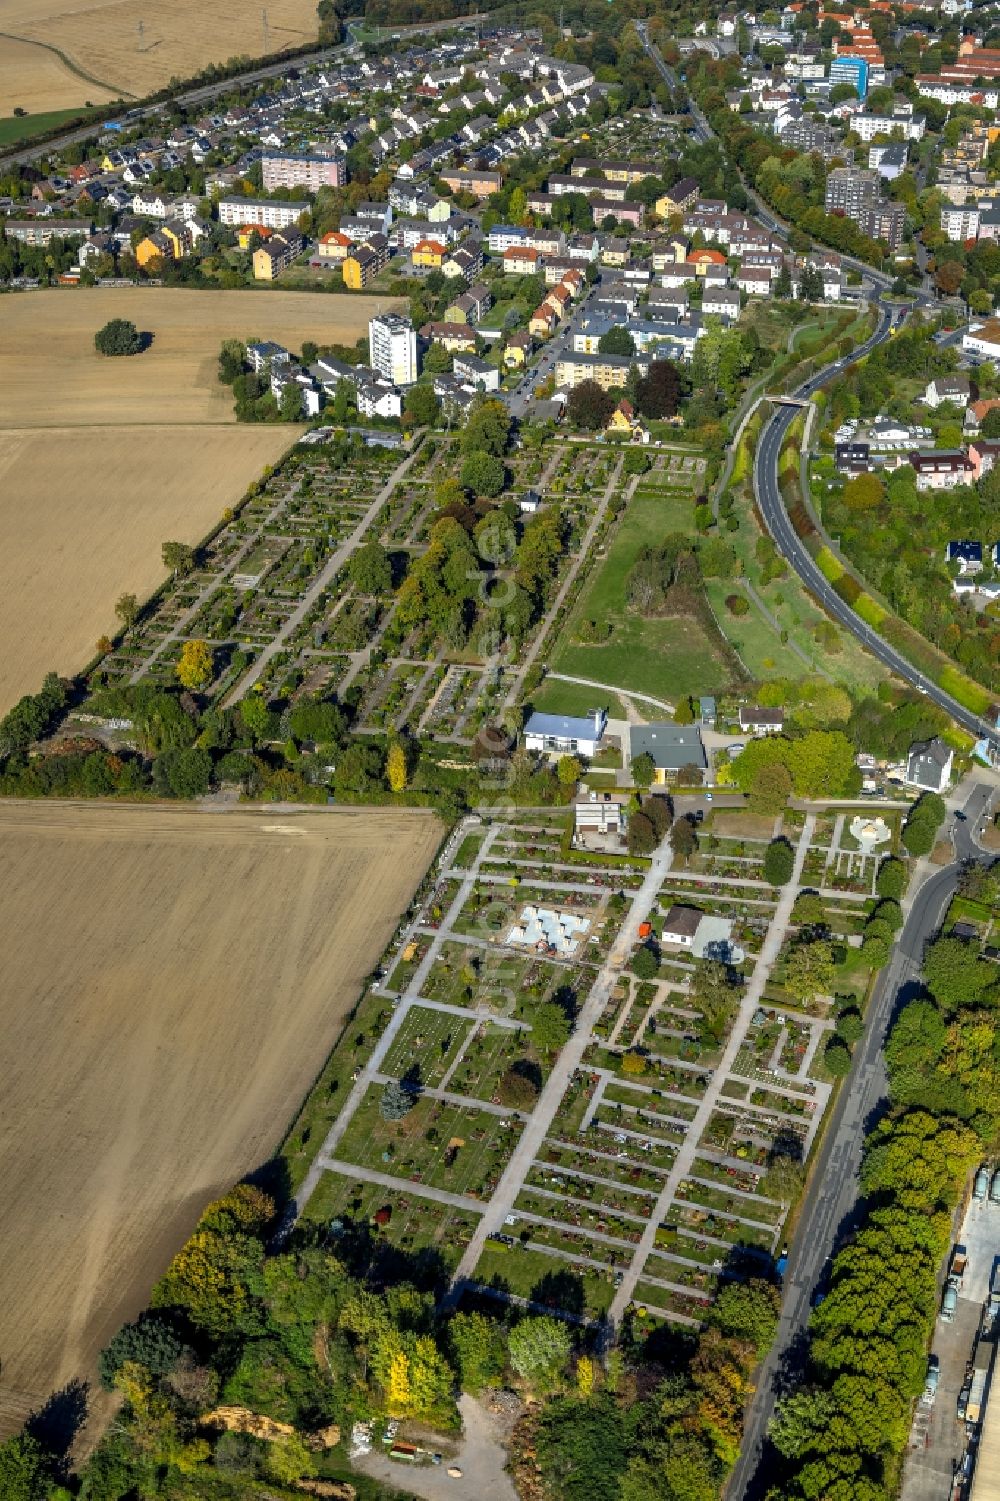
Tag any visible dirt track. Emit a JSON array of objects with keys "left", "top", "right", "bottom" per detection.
[{"left": 0, "top": 801, "right": 441, "bottom": 1437}]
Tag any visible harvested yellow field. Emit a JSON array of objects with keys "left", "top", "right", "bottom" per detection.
[
  {"left": 0, "top": 425, "right": 294, "bottom": 707},
  {"left": 0, "top": 801, "right": 441, "bottom": 1438},
  {"left": 0, "top": 35, "right": 117, "bottom": 115},
  {"left": 0, "top": 288, "right": 402, "bottom": 707},
  {"left": 0, "top": 0, "right": 318, "bottom": 108},
  {"left": 0, "top": 288, "right": 397, "bottom": 429}
]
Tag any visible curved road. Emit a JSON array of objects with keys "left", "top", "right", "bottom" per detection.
[
  {"left": 729, "top": 785, "right": 996, "bottom": 1499},
  {"left": 754, "top": 305, "right": 1000, "bottom": 753}
]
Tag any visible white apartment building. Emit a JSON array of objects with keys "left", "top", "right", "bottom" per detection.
[
  {"left": 218, "top": 197, "right": 306, "bottom": 229},
  {"left": 369, "top": 312, "right": 418, "bottom": 387},
  {"left": 941, "top": 203, "right": 981, "bottom": 241},
  {"left": 852, "top": 112, "right": 926, "bottom": 143}
]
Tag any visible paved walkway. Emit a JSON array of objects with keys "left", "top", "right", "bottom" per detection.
[
  {"left": 314, "top": 1155, "right": 489, "bottom": 1214},
  {"left": 443, "top": 836, "right": 676, "bottom": 1305},
  {"left": 130, "top": 484, "right": 295, "bottom": 684},
  {"left": 224, "top": 440, "right": 424, "bottom": 705},
  {"left": 546, "top": 673, "right": 674, "bottom": 714},
  {"left": 291, "top": 825, "right": 501, "bottom": 1219},
  {"left": 503, "top": 456, "right": 625, "bottom": 709},
  {"left": 608, "top": 814, "right": 817, "bottom": 1323}
]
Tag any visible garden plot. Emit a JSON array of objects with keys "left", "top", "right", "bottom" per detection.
[
  {"left": 472, "top": 1240, "right": 616, "bottom": 1319},
  {"left": 448, "top": 1022, "right": 537, "bottom": 1106},
  {"left": 380, "top": 1006, "right": 475, "bottom": 1090},
  {"left": 333, "top": 1087, "right": 523, "bottom": 1200},
  {"left": 301, "top": 1173, "right": 479, "bottom": 1272}
]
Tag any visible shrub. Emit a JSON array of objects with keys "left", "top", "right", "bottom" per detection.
[
  {"left": 763, "top": 837, "right": 795, "bottom": 886},
  {"left": 823, "top": 1037, "right": 852, "bottom": 1076},
  {"left": 94, "top": 318, "right": 144, "bottom": 356},
  {"left": 876, "top": 857, "right": 906, "bottom": 900},
  {"left": 854, "top": 592, "right": 887, "bottom": 628},
  {"left": 621, "top": 1050, "right": 647, "bottom": 1075},
  {"left": 814, "top": 547, "right": 843, "bottom": 584},
  {"left": 725, "top": 593, "right": 750, "bottom": 616},
  {"left": 833, "top": 573, "right": 862, "bottom": 606},
  {"left": 632, "top": 945, "right": 659, "bottom": 980}
]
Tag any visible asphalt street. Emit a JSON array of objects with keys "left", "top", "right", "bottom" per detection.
[
  {"left": 729, "top": 783, "right": 996, "bottom": 1500},
  {"left": 0, "top": 14, "right": 484, "bottom": 173},
  {"left": 753, "top": 306, "right": 1000, "bottom": 753}
]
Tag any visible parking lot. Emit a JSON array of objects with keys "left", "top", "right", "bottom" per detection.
[{"left": 902, "top": 1191, "right": 1000, "bottom": 1501}]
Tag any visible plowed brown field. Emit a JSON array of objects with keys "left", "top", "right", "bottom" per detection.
[{"left": 0, "top": 801, "right": 440, "bottom": 1437}]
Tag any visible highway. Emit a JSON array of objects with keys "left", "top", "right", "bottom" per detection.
[
  {"left": 729, "top": 784, "right": 996, "bottom": 1499},
  {"left": 0, "top": 14, "right": 484, "bottom": 173}
]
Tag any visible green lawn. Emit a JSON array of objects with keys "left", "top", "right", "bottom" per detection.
[
  {"left": 551, "top": 484, "right": 735, "bottom": 699},
  {"left": 531, "top": 676, "right": 627, "bottom": 720},
  {"left": 703, "top": 579, "right": 810, "bottom": 682},
  {"left": 0, "top": 105, "right": 106, "bottom": 146}
]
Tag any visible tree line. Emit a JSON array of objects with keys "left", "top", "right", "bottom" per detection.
[{"left": 765, "top": 872, "right": 1000, "bottom": 1499}]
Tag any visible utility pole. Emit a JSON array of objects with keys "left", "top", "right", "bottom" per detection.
[
  {"left": 262, "top": 7, "right": 270, "bottom": 54},
  {"left": 137, "top": 18, "right": 144, "bottom": 50}
]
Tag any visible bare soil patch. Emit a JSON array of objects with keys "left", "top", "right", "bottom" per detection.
[
  {"left": 711, "top": 810, "right": 776, "bottom": 840},
  {"left": 0, "top": 801, "right": 441, "bottom": 1438},
  {"left": 0, "top": 0, "right": 317, "bottom": 107}
]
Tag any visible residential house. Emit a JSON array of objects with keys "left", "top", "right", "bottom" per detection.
[
  {"left": 439, "top": 167, "right": 502, "bottom": 197},
  {"left": 444, "top": 283, "right": 492, "bottom": 325},
  {"left": 315, "top": 230, "right": 353, "bottom": 263},
  {"left": 343, "top": 233, "right": 390, "bottom": 289},
  {"left": 420, "top": 322, "right": 478, "bottom": 353},
  {"left": 529, "top": 303, "right": 558, "bottom": 338},
  {"left": 135, "top": 229, "right": 175, "bottom": 266},
  {"left": 661, "top": 905, "right": 703, "bottom": 948},
  {"left": 628, "top": 723, "right": 707, "bottom": 783},
  {"left": 503, "top": 329, "right": 533, "bottom": 367},
  {"left": 738, "top": 706, "right": 785, "bottom": 735},
  {"left": 452, "top": 352, "right": 500, "bottom": 392},
  {"left": 946, "top": 540, "right": 984, "bottom": 575},
  {"left": 925, "top": 375, "right": 972, "bottom": 408},
  {"left": 835, "top": 441, "right": 871, "bottom": 473},
  {"left": 905, "top": 737, "right": 954, "bottom": 792},
  {"left": 444, "top": 241, "right": 483, "bottom": 281},
  {"left": 965, "top": 398, "right": 1000, "bottom": 435},
  {"left": 908, "top": 449, "right": 976, "bottom": 491},
  {"left": 554, "top": 352, "right": 649, "bottom": 390},
  {"left": 574, "top": 792, "right": 627, "bottom": 838},
  {"left": 655, "top": 177, "right": 700, "bottom": 217},
  {"left": 523, "top": 708, "right": 607, "bottom": 758},
  {"left": 253, "top": 231, "right": 304, "bottom": 280},
  {"left": 248, "top": 341, "right": 291, "bottom": 374},
  {"left": 412, "top": 238, "right": 448, "bottom": 269},
  {"left": 218, "top": 197, "right": 305, "bottom": 230},
  {"left": 503, "top": 245, "right": 540, "bottom": 275}
]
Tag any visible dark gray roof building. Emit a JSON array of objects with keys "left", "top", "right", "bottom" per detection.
[{"left": 629, "top": 723, "right": 707, "bottom": 771}]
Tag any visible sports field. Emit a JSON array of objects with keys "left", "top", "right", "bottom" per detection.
[
  {"left": 0, "top": 0, "right": 317, "bottom": 111},
  {"left": 0, "top": 801, "right": 441, "bottom": 1438},
  {"left": 0, "top": 289, "right": 398, "bottom": 709}
]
